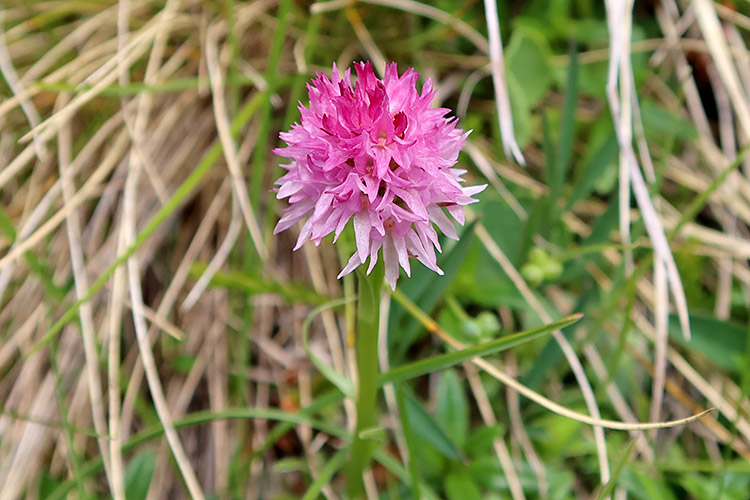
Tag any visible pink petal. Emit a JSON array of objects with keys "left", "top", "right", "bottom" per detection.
[
  {"left": 337, "top": 252, "right": 363, "bottom": 279},
  {"left": 353, "top": 211, "right": 371, "bottom": 262},
  {"left": 383, "top": 237, "right": 399, "bottom": 290},
  {"left": 272, "top": 61, "right": 485, "bottom": 285}
]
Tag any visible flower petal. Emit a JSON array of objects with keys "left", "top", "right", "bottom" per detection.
[
  {"left": 353, "top": 211, "right": 371, "bottom": 262},
  {"left": 383, "top": 236, "right": 399, "bottom": 290}
]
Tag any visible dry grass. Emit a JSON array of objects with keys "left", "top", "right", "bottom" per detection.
[{"left": 0, "top": 1, "right": 749, "bottom": 499}]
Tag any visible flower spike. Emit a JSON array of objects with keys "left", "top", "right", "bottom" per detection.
[{"left": 274, "top": 62, "right": 486, "bottom": 290}]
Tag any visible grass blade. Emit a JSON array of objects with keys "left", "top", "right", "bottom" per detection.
[{"left": 379, "top": 311, "right": 583, "bottom": 385}]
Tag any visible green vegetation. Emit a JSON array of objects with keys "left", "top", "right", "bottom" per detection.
[{"left": 0, "top": 1, "right": 748, "bottom": 499}]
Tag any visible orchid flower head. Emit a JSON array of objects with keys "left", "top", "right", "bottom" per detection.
[{"left": 273, "top": 61, "right": 486, "bottom": 290}]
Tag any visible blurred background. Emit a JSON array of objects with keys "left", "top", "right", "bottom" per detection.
[{"left": 1, "top": 0, "right": 750, "bottom": 499}]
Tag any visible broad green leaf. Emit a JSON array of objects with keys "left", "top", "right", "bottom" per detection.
[
  {"left": 124, "top": 451, "right": 156, "bottom": 500},
  {"left": 396, "top": 386, "right": 421, "bottom": 499},
  {"left": 505, "top": 73, "right": 532, "bottom": 148},
  {"left": 479, "top": 200, "right": 524, "bottom": 264},
  {"left": 522, "top": 336, "right": 565, "bottom": 390},
  {"left": 583, "top": 196, "right": 620, "bottom": 246},
  {"left": 518, "top": 196, "right": 552, "bottom": 267},
  {"left": 402, "top": 390, "right": 464, "bottom": 462},
  {"left": 445, "top": 472, "right": 482, "bottom": 500},
  {"left": 566, "top": 132, "right": 618, "bottom": 210},
  {"left": 668, "top": 315, "right": 748, "bottom": 372},
  {"left": 464, "top": 425, "right": 503, "bottom": 458},
  {"left": 640, "top": 98, "right": 698, "bottom": 141},
  {"left": 621, "top": 468, "right": 678, "bottom": 500},
  {"left": 436, "top": 370, "right": 469, "bottom": 447},
  {"left": 506, "top": 27, "right": 553, "bottom": 109}
]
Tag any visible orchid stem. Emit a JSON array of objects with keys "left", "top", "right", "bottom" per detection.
[{"left": 346, "top": 261, "right": 384, "bottom": 499}]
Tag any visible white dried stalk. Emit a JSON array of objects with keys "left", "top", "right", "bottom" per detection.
[
  {"left": 56, "top": 92, "right": 115, "bottom": 494},
  {"left": 205, "top": 22, "right": 267, "bottom": 261},
  {"left": 182, "top": 191, "right": 242, "bottom": 310},
  {"left": 605, "top": 0, "right": 691, "bottom": 344},
  {"left": 0, "top": 10, "right": 47, "bottom": 160},
  {"left": 117, "top": 0, "right": 205, "bottom": 496},
  {"left": 466, "top": 364, "right": 526, "bottom": 500},
  {"left": 691, "top": 0, "right": 750, "bottom": 137},
  {"left": 649, "top": 257, "right": 668, "bottom": 437},
  {"left": 504, "top": 355, "right": 548, "bottom": 499},
  {"left": 346, "top": 6, "right": 386, "bottom": 75},
  {"left": 583, "top": 344, "right": 654, "bottom": 462},
  {"left": 483, "top": 0, "right": 525, "bottom": 165}
]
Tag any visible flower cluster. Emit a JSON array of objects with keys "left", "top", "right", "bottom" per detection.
[{"left": 274, "top": 62, "right": 485, "bottom": 289}]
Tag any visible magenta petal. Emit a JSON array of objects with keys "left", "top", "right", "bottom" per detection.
[
  {"left": 353, "top": 211, "right": 371, "bottom": 262},
  {"left": 273, "top": 61, "right": 485, "bottom": 286},
  {"left": 393, "top": 235, "right": 410, "bottom": 277},
  {"left": 428, "top": 206, "right": 458, "bottom": 240},
  {"left": 366, "top": 239, "right": 382, "bottom": 274},
  {"left": 337, "top": 252, "right": 363, "bottom": 279},
  {"left": 382, "top": 237, "right": 399, "bottom": 290}
]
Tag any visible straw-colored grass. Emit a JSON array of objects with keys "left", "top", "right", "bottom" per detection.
[{"left": 1, "top": 1, "right": 749, "bottom": 499}]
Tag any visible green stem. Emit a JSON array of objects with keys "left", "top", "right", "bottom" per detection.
[{"left": 346, "top": 262, "right": 384, "bottom": 498}]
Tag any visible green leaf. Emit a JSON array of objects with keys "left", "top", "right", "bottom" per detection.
[
  {"left": 436, "top": 370, "right": 469, "bottom": 448},
  {"left": 388, "top": 220, "right": 477, "bottom": 361},
  {"left": 506, "top": 27, "right": 553, "bottom": 108},
  {"left": 668, "top": 315, "right": 748, "bottom": 372},
  {"left": 566, "top": 132, "right": 618, "bottom": 210},
  {"left": 274, "top": 457, "right": 308, "bottom": 473},
  {"left": 395, "top": 386, "right": 421, "bottom": 499},
  {"left": 464, "top": 425, "right": 503, "bottom": 458},
  {"left": 39, "top": 473, "right": 65, "bottom": 500},
  {"left": 124, "top": 451, "right": 156, "bottom": 500},
  {"left": 190, "top": 263, "right": 330, "bottom": 305},
  {"left": 640, "top": 98, "right": 698, "bottom": 140},
  {"left": 553, "top": 43, "right": 578, "bottom": 202},
  {"left": 171, "top": 354, "right": 196, "bottom": 375},
  {"left": 505, "top": 73, "right": 532, "bottom": 148},
  {"left": 503, "top": 26, "right": 552, "bottom": 148},
  {"left": 594, "top": 439, "right": 636, "bottom": 500},
  {"left": 0, "top": 206, "right": 17, "bottom": 239},
  {"left": 621, "top": 468, "right": 678, "bottom": 500},
  {"left": 542, "top": 113, "right": 556, "bottom": 192},
  {"left": 380, "top": 309, "right": 583, "bottom": 385},
  {"left": 445, "top": 472, "right": 482, "bottom": 500},
  {"left": 373, "top": 448, "right": 443, "bottom": 500},
  {"left": 301, "top": 449, "right": 347, "bottom": 500},
  {"left": 402, "top": 390, "right": 465, "bottom": 462}
]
